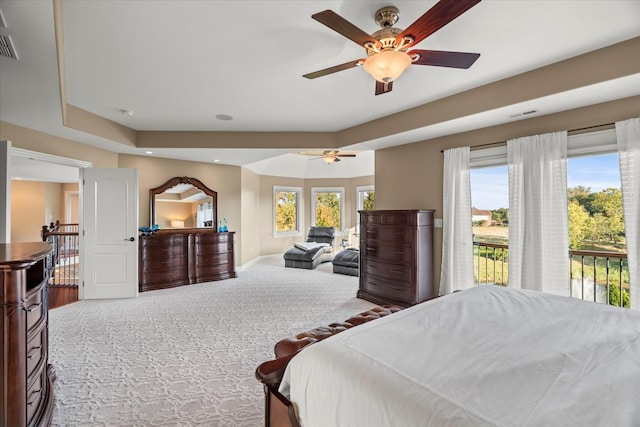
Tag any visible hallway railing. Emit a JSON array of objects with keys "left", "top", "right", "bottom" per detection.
[{"left": 42, "top": 221, "right": 79, "bottom": 308}]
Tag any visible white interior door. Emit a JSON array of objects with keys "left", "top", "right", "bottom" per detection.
[{"left": 80, "top": 168, "right": 138, "bottom": 299}]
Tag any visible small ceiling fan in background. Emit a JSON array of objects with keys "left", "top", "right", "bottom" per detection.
[
  {"left": 298, "top": 150, "right": 357, "bottom": 164},
  {"left": 303, "top": 0, "right": 481, "bottom": 95}
]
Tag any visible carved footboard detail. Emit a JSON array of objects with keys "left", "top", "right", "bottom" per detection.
[{"left": 255, "top": 305, "right": 403, "bottom": 427}]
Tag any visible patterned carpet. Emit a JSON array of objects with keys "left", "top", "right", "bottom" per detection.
[{"left": 49, "top": 255, "right": 375, "bottom": 426}]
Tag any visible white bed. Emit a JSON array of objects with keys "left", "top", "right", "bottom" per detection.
[{"left": 279, "top": 286, "right": 640, "bottom": 426}]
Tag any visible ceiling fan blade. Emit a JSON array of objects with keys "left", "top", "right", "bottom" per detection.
[
  {"left": 312, "top": 10, "right": 381, "bottom": 49},
  {"left": 337, "top": 154, "right": 357, "bottom": 158},
  {"left": 375, "top": 80, "right": 393, "bottom": 95},
  {"left": 303, "top": 59, "right": 364, "bottom": 79},
  {"left": 396, "top": 0, "right": 481, "bottom": 48},
  {"left": 409, "top": 49, "right": 480, "bottom": 69}
]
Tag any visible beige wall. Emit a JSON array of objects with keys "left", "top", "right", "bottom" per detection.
[
  {"left": 375, "top": 96, "right": 640, "bottom": 298},
  {"left": 155, "top": 201, "right": 196, "bottom": 228},
  {"left": 10, "top": 180, "right": 62, "bottom": 242},
  {"left": 258, "top": 175, "right": 306, "bottom": 256},
  {"left": 258, "top": 175, "right": 375, "bottom": 256},
  {"left": 116, "top": 153, "right": 243, "bottom": 261},
  {"left": 61, "top": 183, "right": 79, "bottom": 223},
  {"left": 4, "top": 94, "right": 637, "bottom": 277},
  {"left": 0, "top": 121, "right": 119, "bottom": 168},
  {"left": 240, "top": 168, "right": 261, "bottom": 266}
]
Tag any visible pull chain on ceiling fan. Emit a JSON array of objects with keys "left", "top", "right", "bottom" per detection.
[{"left": 303, "top": 0, "right": 482, "bottom": 95}]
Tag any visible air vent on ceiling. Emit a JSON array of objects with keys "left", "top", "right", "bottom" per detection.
[
  {"left": 0, "top": 33, "right": 18, "bottom": 60},
  {"left": 508, "top": 109, "right": 538, "bottom": 119}
]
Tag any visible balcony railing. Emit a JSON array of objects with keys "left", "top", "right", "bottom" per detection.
[{"left": 473, "top": 241, "right": 629, "bottom": 308}]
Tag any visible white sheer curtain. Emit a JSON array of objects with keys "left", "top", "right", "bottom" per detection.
[
  {"left": 507, "top": 131, "right": 569, "bottom": 296},
  {"left": 440, "top": 147, "right": 474, "bottom": 295},
  {"left": 616, "top": 118, "right": 640, "bottom": 310}
]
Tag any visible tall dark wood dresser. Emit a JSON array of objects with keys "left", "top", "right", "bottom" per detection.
[
  {"left": 1, "top": 242, "right": 55, "bottom": 427},
  {"left": 358, "top": 210, "right": 435, "bottom": 307}
]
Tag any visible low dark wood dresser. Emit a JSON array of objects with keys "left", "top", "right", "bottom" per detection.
[
  {"left": 358, "top": 209, "right": 435, "bottom": 307},
  {"left": 1, "top": 242, "right": 55, "bottom": 427},
  {"left": 139, "top": 229, "right": 236, "bottom": 292}
]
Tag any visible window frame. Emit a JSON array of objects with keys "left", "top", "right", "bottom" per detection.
[
  {"left": 273, "top": 185, "right": 303, "bottom": 237},
  {"left": 356, "top": 185, "right": 375, "bottom": 212},
  {"left": 469, "top": 129, "right": 618, "bottom": 168},
  {"left": 311, "top": 186, "right": 345, "bottom": 229}
]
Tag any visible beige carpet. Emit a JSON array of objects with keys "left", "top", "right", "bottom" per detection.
[{"left": 49, "top": 255, "right": 375, "bottom": 426}]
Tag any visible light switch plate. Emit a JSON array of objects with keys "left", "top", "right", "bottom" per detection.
[{"left": 434, "top": 218, "right": 443, "bottom": 228}]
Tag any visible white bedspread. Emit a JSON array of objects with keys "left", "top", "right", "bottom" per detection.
[{"left": 280, "top": 286, "right": 640, "bottom": 426}]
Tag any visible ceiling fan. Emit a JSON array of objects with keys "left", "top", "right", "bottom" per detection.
[
  {"left": 303, "top": 0, "right": 481, "bottom": 95},
  {"left": 299, "top": 150, "right": 357, "bottom": 164}
]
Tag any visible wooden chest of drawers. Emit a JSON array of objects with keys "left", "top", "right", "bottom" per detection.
[
  {"left": 358, "top": 210, "right": 434, "bottom": 307},
  {"left": 1, "top": 242, "right": 55, "bottom": 427},
  {"left": 139, "top": 229, "right": 236, "bottom": 292}
]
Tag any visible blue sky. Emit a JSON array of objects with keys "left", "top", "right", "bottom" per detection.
[{"left": 470, "top": 153, "right": 621, "bottom": 210}]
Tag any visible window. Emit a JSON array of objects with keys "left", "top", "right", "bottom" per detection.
[
  {"left": 468, "top": 129, "right": 629, "bottom": 307},
  {"left": 196, "top": 200, "right": 213, "bottom": 228},
  {"left": 311, "top": 187, "right": 344, "bottom": 229},
  {"left": 357, "top": 185, "right": 375, "bottom": 211},
  {"left": 274, "top": 186, "right": 302, "bottom": 236}
]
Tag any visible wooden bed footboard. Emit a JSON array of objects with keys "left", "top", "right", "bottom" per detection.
[{"left": 255, "top": 305, "right": 403, "bottom": 427}]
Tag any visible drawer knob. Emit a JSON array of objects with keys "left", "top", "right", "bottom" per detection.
[
  {"left": 27, "top": 346, "right": 43, "bottom": 359},
  {"left": 27, "top": 390, "right": 42, "bottom": 405},
  {"left": 26, "top": 303, "right": 42, "bottom": 312}
]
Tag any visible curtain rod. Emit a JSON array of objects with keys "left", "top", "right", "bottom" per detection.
[{"left": 439, "top": 122, "right": 615, "bottom": 154}]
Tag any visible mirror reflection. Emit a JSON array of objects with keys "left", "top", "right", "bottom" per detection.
[{"left": 150, "top": 177, "right": 217, "bottom": 229}]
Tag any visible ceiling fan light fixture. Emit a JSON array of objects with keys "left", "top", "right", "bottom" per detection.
[
  {"left": 363, "top": 50, "right": 412, "bottom": 83},
  {"left": 322, "top": 156, "right": 336, "bottom": 164}
]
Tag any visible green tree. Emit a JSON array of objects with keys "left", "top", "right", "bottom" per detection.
[
  {"left": 315, "top": 192, "right": 341, "bottom": 228},
  {"left": 568, "top": 200, "right": 594, "bottom": 248},
  {"left": 275, "top": 191, "right": 297, "bottom": 232},
  {"left": 568, "top": 185, "right": 595, "bottom": 215},
  {"left": 591, "top": 188, "right": 624, "bottom": 244},
  {"left": 363, "top": 191, "right": 375, "bottom": 211},
  {"left": 609, "top": 284, "right": 630, "bottom": 308},
  {"left": 491, "top": 208, "right": 509, "bottom": 225}
]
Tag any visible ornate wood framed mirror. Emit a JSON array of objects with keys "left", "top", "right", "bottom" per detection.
[{"left": 149, "top": 177, "right": 217, "bottom": 229}]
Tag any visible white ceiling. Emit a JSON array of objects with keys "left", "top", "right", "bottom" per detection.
[{"left": 1, "top": 0, "right": 639, "bottom": 181}]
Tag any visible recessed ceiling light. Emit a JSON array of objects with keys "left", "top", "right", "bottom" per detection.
[
  {"left": 145, "top": 151, "right": 153, "bottom": 154},
  {"left": 213, "top": 159, "right": 220, "bottom": 162},
  {"left": 122, "top": 109, "right": 135, "bottom": 117},
  {"left": 215, "top": 114, "right": 233, "bottom": 121}
]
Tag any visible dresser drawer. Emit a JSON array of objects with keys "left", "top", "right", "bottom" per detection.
[
  {"left": 26, "top": 327, "right": 46, "bottom": 380},
  {"left": 361, "top": 242, "right": 412, "bottom": 264},
  {"left": 25, "top": 290, "right": 44, "bottom": 331},
  {"left": 362, "top": 212, "right": 413, "bottom": 226},
  {"left": 361, "top": 273, "right": 411, "bottom": 303},
  {"left": 362, "top": 225, "right": 412, "bottom": 242},
  {"left": 362, "top": 260, "right": 412, "bottom": 281},
  {"left": 26, "top": 372, "right": 44, "bottom": 422},
  {"left": 195, "top": 252, "right": 232, "bottom": 268}
]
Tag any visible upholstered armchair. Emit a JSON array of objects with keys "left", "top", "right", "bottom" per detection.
[{"left": 283, "top": 226, "right": 336, "bottom": 269}]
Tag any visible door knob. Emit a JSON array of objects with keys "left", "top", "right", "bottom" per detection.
[{"left": 125, "top": 237, "right": 135, "bottom": 242}]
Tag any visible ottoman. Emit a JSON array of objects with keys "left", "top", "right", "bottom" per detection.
[{"left": 332, "top": 248, "right": 359, "bottom": 276}]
